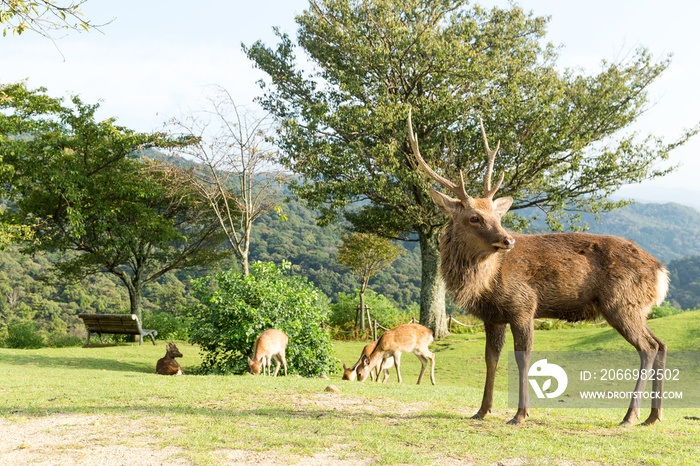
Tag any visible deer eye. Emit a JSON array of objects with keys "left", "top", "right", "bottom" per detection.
[{"left": 469, "top": 215, "right": 480, "bottom": 224}]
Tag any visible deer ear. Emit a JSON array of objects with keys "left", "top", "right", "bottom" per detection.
[
  {"left": 493, "top": 196, "right": 513, "bottom": 216},
  {"left": 429, "top": 189, "right": 462, "bottom": 216},
  {"left": 248, "top": 357, "right": 254, "bottom": 365},
  {"left": 360, "top": 355, "right": 370, "bottom": 366}
]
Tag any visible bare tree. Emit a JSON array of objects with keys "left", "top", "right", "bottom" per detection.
[{"left": 162, "top": 86, "right": 291, "bottom": 276}]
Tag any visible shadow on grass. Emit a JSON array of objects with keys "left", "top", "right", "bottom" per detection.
[
  {"left": 0, "top": 352, "right": 154, "bottom": 374},
  {"left": 0, "top": 403, "right": 472, "bottom": 424}
]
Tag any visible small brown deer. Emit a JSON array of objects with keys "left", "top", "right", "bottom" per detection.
[
  {"left": 248, "top": 329, "right": 288, "bottom": 376},
  {"left": 355, "top": 323, "right": 436, "bottom": 385},
  {"left": 408, "top": 110, "right": 669, "bottom": 425},
  {"left": 156, "top": 342, "right": 184, "bottom": 375},
  {"left": 342, "top": 339, "right": 394, "bottom": 382}
]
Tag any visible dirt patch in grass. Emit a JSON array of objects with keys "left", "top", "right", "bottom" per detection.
[
  {"left": 0, "top": 411, "right": 376, "bottom": 465},
  {"left": 0, "top": 414, "right": 190, "bottom": 465}
]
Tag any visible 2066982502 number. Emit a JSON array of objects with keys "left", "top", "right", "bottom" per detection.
[{"left": 600, "top": 368, "right": 680, "bottom": 381}]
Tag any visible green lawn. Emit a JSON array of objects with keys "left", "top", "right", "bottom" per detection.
[{"left": 1, "top": 311, "right": 699, "bottom": 465}]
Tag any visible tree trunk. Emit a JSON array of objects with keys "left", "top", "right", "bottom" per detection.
[
  {"left": 119, "top": 275, "right": 143, "bottom": 323},
  {"left": 418, "top": 231, "right": 448, "bottom": 339},
  {"left": 359, "top": 287, "right": 366, "bottom": 332},
  {"left": 241, "top": 251, "right": 250, "bottom": 276}
]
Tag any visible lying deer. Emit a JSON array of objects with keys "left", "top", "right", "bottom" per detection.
[
  {"left": 342, "top": 339, "right": 394, "bottom": 383},
  {"left": 408, "top": 110, "right": 669, "bottom": 425},
  {"left": 156, "top": 342, "right": 184, "bottom": 375},
  {"left": 356, "top": 323, "right": 435, "bottom": 385},
  {"left": 248, "top": 329, "right": 288, "bottom": 376}
]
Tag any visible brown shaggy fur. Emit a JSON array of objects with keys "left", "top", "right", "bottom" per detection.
[{"left": 434, "top": 188, "right": 668, "bottom": 426}]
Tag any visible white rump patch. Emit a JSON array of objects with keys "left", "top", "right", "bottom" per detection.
[{"left": 655, "top": 269, "right": 670, "bottom": 306}]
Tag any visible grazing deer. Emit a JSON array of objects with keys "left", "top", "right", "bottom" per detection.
[
  {"left": 407, "top": 110, "right": 669, "bottom": 425},
  {"left": 156, "top": 342, "right": 184, "bottom": 375},
  {"left": 248, "top": 329, "right": 288, "bottom": 376},
  {"left": 356, "top": 323, "right": 436, "bottom": 385},
  {"left": 342, "top": 339, "right": 394, "bottom": 383}
]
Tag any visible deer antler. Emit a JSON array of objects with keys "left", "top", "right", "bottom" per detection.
[
  {"left": 407, "top": 109, "right": 471, "bottom": 204},
  {"left": 479, "top": 117, "right": 505, "bottom": 200}
]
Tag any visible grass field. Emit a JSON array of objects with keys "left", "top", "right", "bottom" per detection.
[{"left": 1, "top": 311, "right": 699, "bottom": 465}]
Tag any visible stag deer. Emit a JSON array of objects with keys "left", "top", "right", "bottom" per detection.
[
  {"left": 356, "top": 323, "right": 436, "bottom": 385},
  {"left": 248, "top": 329, "right": 288, "bottom": 376},
  {"left": 407, "top": 110, "right": 669, "bottom": 425},
  {"left": 156, "top": 342, "right": 184, "bottom": 375},
  {"left": 342, "top": 339, "right": 394, "bottom": 383}
]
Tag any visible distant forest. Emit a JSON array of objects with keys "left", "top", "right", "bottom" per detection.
[{"left": 1, "top": 195, "right": 699, "bottom": 340}]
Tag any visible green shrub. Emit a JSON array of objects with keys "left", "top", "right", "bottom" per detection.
[
  {"left": 187, "top": 261, "right": 335, "bottom": 376},
  {"left": 5, "top": 320, "right": 45, "bottom": 349},
  {"left": 45, "top": 332, "right": 83, "bottom": 347},
  {"left": 649, "top": 302, "right": 686, "bottom": 319},
  {"left": 143, "top": 308, "right": 192, "bottom": 341}
]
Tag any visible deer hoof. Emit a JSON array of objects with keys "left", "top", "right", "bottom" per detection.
[{"left": 618, "top": 420, "right": 634, "bottom": 427}]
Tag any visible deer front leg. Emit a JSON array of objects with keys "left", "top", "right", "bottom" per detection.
[
  {"left": 508, "top": 320, "right": 534, "bottom": 425},
  {"left": 393, "top": 352, "right": 403, "bottom": 384},
  {"left": 473, "top": 322, "right": 506, "bottom": 420},
  {"left": 272, "top": 356, "right": 281, "bottom": 377},
  {"left": 376, "top": 358, "right": 387, "bottom": 383}
]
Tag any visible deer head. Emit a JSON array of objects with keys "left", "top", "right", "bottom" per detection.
[
  {"left": 407, "top": 109, "right": 515, "bottom": 253},
  {"left": 248, "top": 356, "right": 264, "bottom": 375},
  {"left": 165, "top": 342, "right": 183, "bottom": 358}
]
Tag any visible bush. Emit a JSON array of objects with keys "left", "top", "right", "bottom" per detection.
[
  {"left": 649, "top": 302, "right": 686, "bottom": 319},
  {"left": 143, "top": 308, "right": 192, "bottom": 341},
  {"left": 187, "top": 261, "right": 335, "bottom": 376},
  {"left": 45, "top": 332, "right": 83, "bottom": 348},
  {"left": 328, "top": 290, "right": 410, "bottom": 336},
  {"left": 5, "top": 320, "right": 45, "bottom": 349}
]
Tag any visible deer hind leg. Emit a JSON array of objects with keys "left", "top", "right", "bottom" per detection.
[
  {"left": 474, "top": 322, "right": 506, "bottom": 420},
  {"left": 414, "top": 347, "right": 436, "bottom": 386},
  {"left": 415, "top": 353, "right": 428, "bottom": 385},
  {"left": 607, "top": 312, "right": 661, "bottom": 426},
  {"left": 272, "top": 355, "right": 281, "bottom": 377},
  {"left": 508, "top": 320, "right": 534, "bottom": 425},
  {"left": 641, "top": 326, "right": 666, "bottom": 425},
  {"left": 280, "top": 351, "right": 288, "bottom": 376}
]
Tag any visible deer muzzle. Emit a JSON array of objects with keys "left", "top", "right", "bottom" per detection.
[{"left": 492, "top": 236, "right": 515, "bottom": 252}]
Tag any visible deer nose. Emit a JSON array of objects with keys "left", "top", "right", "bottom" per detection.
[{"left": 502, "top": 236, "right": 515, "bottom": 250}]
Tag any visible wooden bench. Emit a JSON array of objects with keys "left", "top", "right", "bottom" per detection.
[{"left": 78, "top": 313, "right": 158, "bottom": 346}]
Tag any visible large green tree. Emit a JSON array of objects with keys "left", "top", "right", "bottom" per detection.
[
  {"left": 2, "top": 83, "right": 228, "bottom": 323},
  {"left": 245, "top": 0, "right": 698, "bottom": 338}
]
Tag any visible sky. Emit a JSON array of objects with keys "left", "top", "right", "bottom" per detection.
[{"left": 2, "top": 0, "right": 699, "bottom": 201}]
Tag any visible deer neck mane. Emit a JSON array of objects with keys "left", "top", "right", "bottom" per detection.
[{"left": 439, "top": 221, "right": 501, "bottom": 309}]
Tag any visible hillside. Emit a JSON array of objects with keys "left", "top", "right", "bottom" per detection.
[
  {"left": 582, "top": 202, "right": 700, "bottom": 262},
  {"left": 2, "top": 197, "right": 700, "bottom": 342}
]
